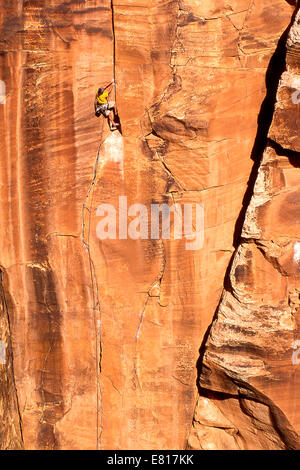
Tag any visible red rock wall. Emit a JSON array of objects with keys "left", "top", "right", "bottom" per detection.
[
  {"left": 0, "top": 0, "right": 296, "bottom": 449},
  {"left": 189, "top": 5, "right": 300, "bottom": 450}
]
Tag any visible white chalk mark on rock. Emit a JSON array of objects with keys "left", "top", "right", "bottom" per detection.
[
  {"left": 0, "top": 340, "right": 6, "bottom": 364},
  {"left": 294, "top": 242, "right": 300, "bottom": 264},
  {"left": 102, "top": 132, "right": 124, "bottom": 178}
]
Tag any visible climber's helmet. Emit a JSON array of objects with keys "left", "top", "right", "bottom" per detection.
[{"left": 98, "top": 88, "right": 103, "bottom": 95}]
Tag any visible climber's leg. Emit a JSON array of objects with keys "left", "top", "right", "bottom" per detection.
[
  {"left": 113, "top": 104, "right": 118, "bottom": 116},
  {"left": 108, "top": 111, "right": 114, "bottom": 124},
  {"left": 106, "top": 101, "right": 119, "bottom": 130},
  {"left": 107, "top": 101, "right": 117, "bottom": 120},
  {"left": 108, "top": 101, "right": 121, "bottom": 128},
  {"left": 108, "top": 111, "right": 117, "bottom": 130}
]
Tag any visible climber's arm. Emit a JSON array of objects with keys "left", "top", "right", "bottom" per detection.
[
  {"left": 106, "top": 83, "right": 114, "bottom": 95},
  {"left": 102, "top": 80, "right": 114, "bottom": 92}
]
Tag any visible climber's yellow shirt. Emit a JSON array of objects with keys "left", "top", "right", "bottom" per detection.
[{"left": 97, "top": 91, "right": 109, "bottom": 104}]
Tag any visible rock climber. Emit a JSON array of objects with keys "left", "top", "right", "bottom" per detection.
[{"left": 94, "top": 80, "right": 119, "bottom": 131}]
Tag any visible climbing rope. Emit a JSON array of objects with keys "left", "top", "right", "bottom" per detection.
[
  {"left": 112, "top": 78, "right": 116, "bottom": 102},
  {"left": 81, "top": 117, "right": 105, "bottom": 450}
]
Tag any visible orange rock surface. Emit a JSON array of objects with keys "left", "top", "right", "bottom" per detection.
[
  {"left": 189, "top": 5, "right": 300, "bottom": 450},
  {"left": 0, "top": 0, "right": 297, "bottom": 450}
]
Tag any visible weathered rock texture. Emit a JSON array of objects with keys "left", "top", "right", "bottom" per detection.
[
  {"left": 189, "top": 5, "right": 300, "bottom": 450},
  {"left": 0, "top": 0, "right": 297, "bottom": 450}
]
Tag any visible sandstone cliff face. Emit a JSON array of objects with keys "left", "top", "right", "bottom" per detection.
[
  {"left": 0, "top": 0, "right": 297, "bottom": 450},
  {"left": 189, "top": 5, "right": 300, "bottom": 450}
]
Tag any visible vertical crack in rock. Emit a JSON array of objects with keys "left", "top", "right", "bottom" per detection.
[
  {"left": 144, "top": 0, "right": 185, "bottom": 191},
  {"left": 0, "top": 269, "right": 23, "bottom": 449},
  {"left": 139, "top": 0, "right": 184, "bottom": 327},
  {"left": 233, "top": 7, "right": 297, "bottom": 249},
  {"left": 134, "top": 295, "right": 150, "bottom": 390},
  {"left": 234, "top": 0, "right": 255, "bottom": 67},
  {"left": 111, "top": 0, "right": 117, "bottom": 101},
  {"left": 133, "top": 238, "right": 167, "bottom": 390},
  {"left": 190, "top": 4, "right": 300, "bottom": 450},
  {"left": 80, "top": 1, "right": 118, "bottom": 449},
  {"left": 81, "top": 121, "right": 104, "bottom": 450}
]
